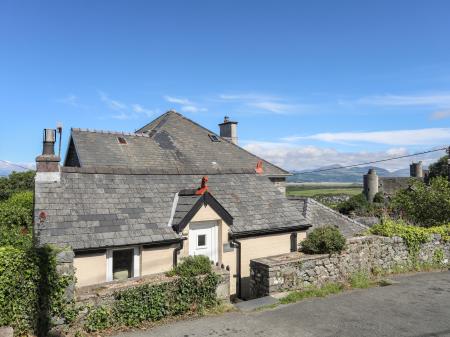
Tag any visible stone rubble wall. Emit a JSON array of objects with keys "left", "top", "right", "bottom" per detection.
[{"left": 250, "top": 235, "right": 450, "bottom": 298}]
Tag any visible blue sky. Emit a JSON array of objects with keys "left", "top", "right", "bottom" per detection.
[{"left": 1, "top": 0, "right": 450, "bottom": 172}]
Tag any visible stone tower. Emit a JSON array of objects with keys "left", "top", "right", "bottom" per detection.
[
  {"left": 409, "top": 161, "right": 423, "bottom": 178},
  {"left": 363, "top": 168, "right": 379, "bottom": 203}
]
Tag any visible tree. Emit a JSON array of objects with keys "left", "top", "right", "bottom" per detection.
[
  {"left": 391, "top": 176, "right": 450, "bottom": 227},
  {"left": 0, "top": 171, "right": 35, "bottom": 201},
  {"left": 428, "top": 155, "right": 449, "bottom": 180}
]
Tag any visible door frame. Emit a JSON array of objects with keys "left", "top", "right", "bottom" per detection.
[{"left": 188, "top": 221, "right": 219, "bottom": 263}]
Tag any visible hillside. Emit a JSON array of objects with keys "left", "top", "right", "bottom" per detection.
[{"left": 288, "top": 165, "right": 410, "bottom": 183}]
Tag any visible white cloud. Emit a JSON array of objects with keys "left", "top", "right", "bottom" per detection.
[
  {"left": 283, "top": 128, "right": 450, "bottom": 146},
  {"left": 99, "top": 91, "right": 127, "bottom": 111},
  {"left": 431, "top": 110, "right": 450, "bottom": 120},
  {"left": 163, "top": 95, "right": 193, "bottom": 105},
  {"left": 219, "top": 92, "right": 306, "bottom": 115},
  {"left": 163, "top": 95, "right": 207, "bottom": 113},
  {"left": 242, "top": 142, "right": 445, "bottom": 172},
  {"left": 347, "top": 92, "right": 450, "bottom": 107},
  {"left": 132, "top": 104, "right": 155, "bottom": 117},
  {"left": 57, "top": 94, "right": 79, "bottom": 106}
]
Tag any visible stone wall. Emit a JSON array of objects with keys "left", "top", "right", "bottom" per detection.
[{"left": 250, "top": 235, "right": 450, "bottom": 298}]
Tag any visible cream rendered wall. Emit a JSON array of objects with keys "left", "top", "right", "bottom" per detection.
[
  {"left": 141, "top": 244, "right": 177, "bottom": 276},
  {"left": 181, "top": 205, "right": 237, "bottom": 295},
  {"left": 74, "top": 252, "right": 107, "bottom": 287},
  {"left": 239, "top": 231, "right": 307, "bottom": 299}
]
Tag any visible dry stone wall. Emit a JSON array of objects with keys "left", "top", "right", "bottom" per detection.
[{"left": 250, "top": 235, "right": 449, "bottom": 298}]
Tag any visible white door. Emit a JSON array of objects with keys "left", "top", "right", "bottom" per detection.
[{"left": 188, "top": 221, "right": 218, "bottom": 263}]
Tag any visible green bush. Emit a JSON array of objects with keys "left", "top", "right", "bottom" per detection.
[
  {"left": 301, "top": 226, "right": 346, "bottom": 254},
  {"left": 0, "top": 171, "right": 35, "bottom": 201},
  {"left": 94, "top": 270, "right": 220, "bottom": 330},
  {"left": 373, "top": 192, "right": 385, "bottom": 203},
  {"left": 391, "top": 176, "right": 450, "bottom": 227},
  {"left": 337, "top": 193, "right": 382, "bottom": 216},
  {"left": 167, "top": 255, "right": 212, "bottom": 277},
  {"left": 0, "top": 191, "right": 34, "bottom": 248},
  {"left": 370, "top": 219, "right": 450, "bottom": 254},
  {"left": 0, "top": 246, "right": 40, "bottom": 335},
  {"left": 428, "top": 155, "right": 449, "bottom": 180},
  {"left": 84, "top": 306, "right": 111, "bottom": 332}
]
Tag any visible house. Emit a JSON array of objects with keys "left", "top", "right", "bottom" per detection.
[{"left": 34, "top": 111, "right": 311, "bottom": 299}]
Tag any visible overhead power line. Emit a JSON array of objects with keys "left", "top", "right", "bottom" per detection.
[
  {"left": 0, "top": 159, "right": 35, "bottom": 171},
  {"left": 296, "top": 147, "right": 448, "bottom": 175}
]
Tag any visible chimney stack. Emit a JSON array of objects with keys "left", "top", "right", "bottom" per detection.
[
  {"left": 35, "top": 128, "right": 61, "bottom": 182},
  {"left": 219, "top": 116, "right": 238, "bottom": 145}
]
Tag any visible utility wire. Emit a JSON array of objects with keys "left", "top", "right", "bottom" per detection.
[
  {"left": 296, "top": 147, "right": 448, "bottom": 175},
  {"left": 0, "top": 159, "right": 35, "bottom": 171}
]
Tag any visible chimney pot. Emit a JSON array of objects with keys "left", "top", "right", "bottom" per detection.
[{"left": 36, "top": 128, "right": 60, "bottom": 178}]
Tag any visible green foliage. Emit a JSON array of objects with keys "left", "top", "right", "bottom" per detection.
[
  {"left": 391, "top": 176, "right": 450, "bottom": 227},
  {"left": 428, "top": 155, "right": 449, "bottom": 180},
  {"left": 0, "top": 191, "right": 34, "bottom": 248},
  {"left": 279, "top": 283, "right": 344, "bottom": 304},
  {"left": 301, "top": 226, "right": 346, "bottom": 254},
  {"left": 36, "top": 246, "right": 77, "bottom": 333},
  {"left": 369, "top": 219, "right": 450, "bottom": 255},
  {"left": 84, "top": 306, "right": 111, "bottom": 332},
  {"left": 0, "top": 246, "right": 40, "bottom": 335},
  {"left": 167, "top": 255, "right": 212, "bottom": 277},
  {"left": 432, "top": 248, "right": 445, "bottom": 266},
  {"left": 82, "top": 269, "right": 220, "bottom": 332},
  {"left": 349, "top": 271, "right": 371, "bottom": 288},
  {"left": 337, "top": 193, "right": 382, "bottom": 216},
  {"left": 373, "top": 192, "right": 385, "bottom": 203},
  {"left": 0, "top": 171, "right": 35, "bottom": 201}
]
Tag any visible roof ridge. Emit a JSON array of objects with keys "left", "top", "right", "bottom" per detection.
[
  {"left": 71, "top": 128, "right": 149, "bottom": 137},
  {"left": 138, "top": 111, "right": 289, "bottom": 176},
  {"left": 305, "top": 197, "right": 368, "bottom": 229}
]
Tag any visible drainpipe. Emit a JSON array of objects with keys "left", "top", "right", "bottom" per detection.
[
  {"left": 290, "top": 232, "right": 298, "bottom": 252},
  {"left": 229, "top": 237, "right": 242, "bottom": 299},
  {"left": 173, "top": 237, "right": 187, "bottom": 267}
]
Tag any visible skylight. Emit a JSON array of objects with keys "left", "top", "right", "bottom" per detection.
[
  {"left": 208, "top": 134, "right": 220, "bottom": 142},
  {"left": 117, "top": 136, "right": 127, "bottom": 144}
]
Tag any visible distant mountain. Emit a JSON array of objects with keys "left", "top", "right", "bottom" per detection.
[
  {"left": 0, "top": 162, "right": 34, "bottom": 177},
  {"left": 288, "top": 165, "right": 410, "bottom": 183}
]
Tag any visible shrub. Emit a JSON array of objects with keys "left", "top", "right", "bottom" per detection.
[
  {"left": 301, "top": 226, "right": 346, "bottom": 254},
  {"left": 0, "top": 191, "right": 34, "bottom": 248},
  {"left": 428, "top": 155, "right": 449, "bottom": 180},
  {"left": 391, "top": 176, "right": 450, "bottom": 227},
  {"left": 373, "top": 192, "right": 385, "bottom": 203},
  {"left": 84, "top": 306, "right": 111, "bottom": 332},
  {"left": 0, "top": 171, "right": 35, "bottom": 201},
  {"left": 0, "top": 246, "right": 40, "bottom": 335},
  {"left": 369, "top": 219, "right": 450, "bottom": 255},
  {"left": 167, "top": 255, "right": 212, "bottom": 277},
  {"left": 337, "top": 193, "right": 382, "bottom": 216}
]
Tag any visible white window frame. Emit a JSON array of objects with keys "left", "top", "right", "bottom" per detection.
[{"left": 106, "top": 246, "right": 140, "bottom": 282}]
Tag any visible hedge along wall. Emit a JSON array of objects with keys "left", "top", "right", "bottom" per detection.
[
  {"left": 250, "top": 235, "right": 450, "bottom": 298},
  {"left": 50, "top": 265, "right": 230, "bottom": 335},
  {"left": 0, "top": 245, "right": 76, "bottom": 337}
]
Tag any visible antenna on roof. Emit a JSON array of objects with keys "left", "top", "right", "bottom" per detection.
[{"left": 56, "top": 122, "right": 63, "bottom": 158}]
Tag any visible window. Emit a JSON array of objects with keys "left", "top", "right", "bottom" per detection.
[
  {"left": 106, "top": 247, "right": 140, "bottom": 282},
  {"left": 197, "top": 234, "right": 206, "bottom": 247},
  {"left": 113, "top": 249, "right": 133, "bottom": 280},
  {"left": 208, "top": 134, "right": 221, "bottom": 142},
  {"left": 117, "top": 136, "right": 127, "bottom": 144}
]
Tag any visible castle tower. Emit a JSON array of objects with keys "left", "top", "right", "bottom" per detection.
[{"left": 363, "top": 168, "right": 379, "bottom": 203}]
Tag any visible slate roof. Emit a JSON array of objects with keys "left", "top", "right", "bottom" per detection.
[
  {"left": 66, "top": 111, "right": 288, "bottom": 176},
  {"left": 35, "top": 172, "right": 309, "bottom": 250},
  {"left": 288, "top": 197, "right": 368, "bottom": 237}
]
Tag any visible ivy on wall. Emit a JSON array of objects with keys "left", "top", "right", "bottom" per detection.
[{"left": 84, "top": 257, "right": 220, "bottom": 333}]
